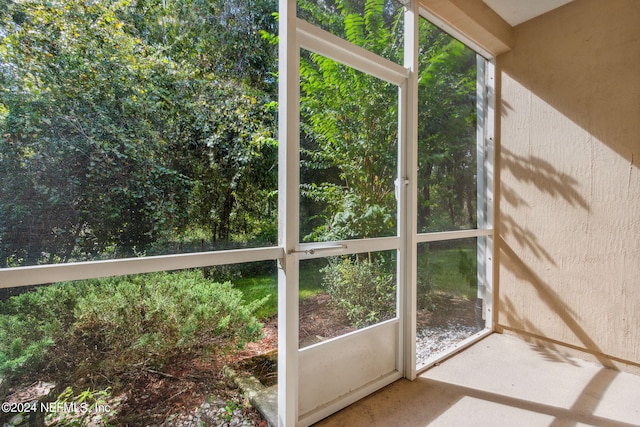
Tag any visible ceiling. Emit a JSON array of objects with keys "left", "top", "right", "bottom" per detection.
[{"left": 483, "top": 0, "right": 575, "bottom": 26}]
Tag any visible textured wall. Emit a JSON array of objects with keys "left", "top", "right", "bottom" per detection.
[{"left": 496, "top": 0, "right": 640, "bottom": 366}]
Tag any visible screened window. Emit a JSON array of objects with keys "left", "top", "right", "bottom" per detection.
[
  {"left": 417, "top": 19, "right": 479, "bottom": 233},
  {"left": 0, "top": 0, "right": 279, "bottom": 267},
  {"left": 413, "top": 14, "right": 493, "bottom": 371},
  {"left": 0, "top": 1, "right": 494, "bottom": 424},
  {"left": 299, "top": 50, "right": 399, "bottom": 242}
]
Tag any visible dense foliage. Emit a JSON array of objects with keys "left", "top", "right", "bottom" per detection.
[
  {"left": 299, "top": 0, "right": 403, "bottom": 242},
  {"left": 296, "top": 0, "right": 477, "bottom": 322},
  {"left": 0, "top": 271, "right": 264, "bottom": 378},
  {"left": 417, "top": 29, "right": 478, "bottom": 232},
  {"left": 0, "top": 0, "right": 278, "bottom": 266},
  {"left": 0, "top": 0, "right": 477, "bottom": 267}
]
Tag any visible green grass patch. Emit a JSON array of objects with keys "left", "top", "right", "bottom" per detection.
[
  {"left": 231, "top": 260, "right": 328, "bottom": 319},
  {"left": 419, "top": 241, "right": 478, "bottom": 300},
  {"left": 299, "top": 259, "right": 327, "bottom": 299},
  {"left": 233, "top": 274, "right": 278, "bottom": 319}
]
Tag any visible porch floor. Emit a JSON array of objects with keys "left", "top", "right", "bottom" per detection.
[{"left": 313, "top": 333, "right": 640, "bottom": 426}]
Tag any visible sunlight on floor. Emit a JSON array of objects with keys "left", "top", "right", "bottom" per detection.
[{"left": 314, "top": 333, "right": 640, "bottom": 426}]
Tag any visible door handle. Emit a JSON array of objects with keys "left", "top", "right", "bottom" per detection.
[{"left": 287, "top": 244, "right": 347, "bottom": 255}]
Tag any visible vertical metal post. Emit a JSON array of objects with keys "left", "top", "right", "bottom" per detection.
[
  {"left": 476, "top": 55, "right": 495, "bottom": 330},
  {"left": 402, "top": 0, "right": 419, "bottom": 381},
  {"left": 485, "top": 60, "right": 496, "bottom": 328},
  {"left": 278, "top": 0, "right": 300, "bottom": 425},
  {"left": 476, "top": 55, "right": 487, "bottom": 326}
]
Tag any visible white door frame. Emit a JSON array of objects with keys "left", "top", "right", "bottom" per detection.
[
  {"left": 277, "top": 1, "right": 494, "bottom": 425},
  {"left": 277, "top": 1, "right": 418, "bottom": 425}
]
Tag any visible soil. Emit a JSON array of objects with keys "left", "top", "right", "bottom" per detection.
[
  {"left": 417, "top": 292, "right": 480, "bottom": 330},
  {"left": 111, "top": 294, "right": 353, "bottom": 424},
  {"left": 3, "top": 292, "right": 479, "bottom": 426}
]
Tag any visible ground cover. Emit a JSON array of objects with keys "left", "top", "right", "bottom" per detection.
[{"left": 0, "top": 243, "right": 478, "bottom": 426}]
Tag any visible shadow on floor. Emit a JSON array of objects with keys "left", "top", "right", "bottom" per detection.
[{"left": 314, "top": 334, "right": 640, "bottom": 427}]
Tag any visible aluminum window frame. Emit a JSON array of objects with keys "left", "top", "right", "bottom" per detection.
[
  {"left": 411, "top": 9, "right": 496, "bottom": 375},
  {"left": 280, "top": 5, "right": 414, "bottom": 423},
  {"left": 0, "top": 2, "right": 496, "bottom": 424}
]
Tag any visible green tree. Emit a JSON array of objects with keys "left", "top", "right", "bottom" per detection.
[
  {"left": 0, "top": 0, "right": 190, "bottom": 263},
  {"left": 297, "top": 3, "right": 477, "bottom": 239},
  {"left": 296, "top": 4, "right": 478, "bottom": 328},
  {"left": 0, "top": 0, "right": 279, "bottom": 265},
  {"left": 417, "top": 21, "right": 478, "bottom": 232},
  {"left": 122, "top": 0, "right": 278, "bottom": 93},
  {"left": 299, "top": 0, "right": 403, "bottom": 242},
  {"left": 182, "top": 82, "right": 278, "bottom": 246}
]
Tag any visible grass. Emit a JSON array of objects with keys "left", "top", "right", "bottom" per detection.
[
  {"left": 232, "top": 259, "right": 327, "bottom": 320},
  {"left": 299, "top": 259, "right": 328, "bottom": 299},
  {"left": 420, "top": 242, "right": 478, "bottom": 300},
  {"left": 233, "top": 274, "right": 278, "bottom": 319}
]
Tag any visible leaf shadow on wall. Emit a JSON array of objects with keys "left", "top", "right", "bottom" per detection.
[
  {"left": 499, "top": 145, "right": 592, "bottom": 267},
  {"left": 497, "top": 140, "right": 625, "bottom": 425},
  {"left": 498, "top": 137, "right": 611, "bottom": 364},
  {"left": 501, "top": 146, "right": 590, "bottom": 211},
  {"left": 499, "top": 240, "right": 631, "bottom": 427}
]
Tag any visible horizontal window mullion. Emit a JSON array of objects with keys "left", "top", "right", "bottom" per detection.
[
  {"left": 0, "top": 246, "right": 285, "bottom": 289},
  {"left": 415, "top": 229, "right": 493, "bottom": 244}
]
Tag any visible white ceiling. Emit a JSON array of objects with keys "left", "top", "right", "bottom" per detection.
[{"left": 483, "top": 0, "right": 575, "bottom": 26}]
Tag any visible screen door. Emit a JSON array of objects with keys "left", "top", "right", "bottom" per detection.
[{"left": 281, "top": 17, "right": 411, "bottom": 426}]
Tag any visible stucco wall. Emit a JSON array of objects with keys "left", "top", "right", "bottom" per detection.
[{"left": 496, "top": 0, "right": 640, "bottom": 366}]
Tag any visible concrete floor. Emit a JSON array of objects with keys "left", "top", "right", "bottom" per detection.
[{"left": 314, "top": 333, "right": 640, "bottom": 426}]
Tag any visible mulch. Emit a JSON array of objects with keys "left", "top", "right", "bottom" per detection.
[{"left": 4, "top": 292, "right": 478, "bottom": 425}]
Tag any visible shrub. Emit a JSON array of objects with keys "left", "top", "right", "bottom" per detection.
[
  {"left": 0, "top": 270, "right": 265, "bottom": 378},
  {"left": 458, "top": 249, "right": 478, "bottom": 287},
  {"left": 202, "top": 260, "right": 275, "bottom": 283},
  {"left": 0, "top": 281, "right": 92, "bottom": 374},
  {"left": 45, "top": 386, "right": 115, "bottom": 426},
  {"left": 73, "top": 271, "right": 265, "bottom": 372},
  {"left": 322, "top": 256, "right": 396, "bottom": 328}
]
